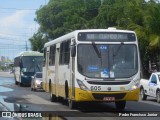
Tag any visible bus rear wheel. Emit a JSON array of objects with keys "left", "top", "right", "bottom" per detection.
[{"left": 115, "top": 101, "right": 126, "bottom": 110}]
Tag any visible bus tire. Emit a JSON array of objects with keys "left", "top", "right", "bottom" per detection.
[
  {"left": 50, "top": 83, "right": 57, "bottom": 102},
  {"left": 115, "top": 101, "right": 126, "bottom": 110},
  {"left": 140, "top": 87, "right": 147, "bottom": 100},
  {"left": 65, "top": 81, "right": 69, "bottom": 98},
  {"left": 68, "top": 99, "right": 76, "bottom": 109},
  {"left": 156, "top": 91, "right": 160, "bottom": 103}
]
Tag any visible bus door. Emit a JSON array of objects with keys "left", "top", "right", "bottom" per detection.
[
  {"left": 70, "top": 55, "right": 75, "bottom": 99},
  {"left": 70, "top": 38, "right": 76, "bottom": 99},
  {"left": 45, "top": 47, "right": 50, "bottom": 91},
  {"left": 55, "top": 43, "right": 60, "bottom": 97}
]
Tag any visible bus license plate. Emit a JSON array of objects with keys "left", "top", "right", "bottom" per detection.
[{"left": 103, "top": 97, "right": 115, "bottom": 101}]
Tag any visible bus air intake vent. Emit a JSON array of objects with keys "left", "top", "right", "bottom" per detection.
[{"left": 87, "top": 80, "right": 130, "bottom": 85}]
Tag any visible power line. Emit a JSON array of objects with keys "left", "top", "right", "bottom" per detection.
[
  {"left": 0, "top": 43, "right": 31, "bottom": 46},
  {"left": 0, "top": 38, "right": 29, "bottom": 42},
  {"left": 0, "top": 32, "right": 34, "bottom": 41},
  {"left": 0, "top": 44, "right": 29, "bottom": 47},
  {"left": 0, "top": 45, "right": 30, "bottom": 47},
  {"left": 0, "top": 35, "right": 31, "bottom": 40},
  {"left": 0, "top": 11, "right": 35, "bottom": 14},
  {"left": 0, "top": 32, "right": 32, "bottom": 36},
  {"left": 0, "top": 47, "right": 31, "bottom": 50},
  {"left": 0, "top": 29, "right": 38, "bottom": 36},
  {"left": 0, "top": 7, "right": 37, "bottom": 11}
]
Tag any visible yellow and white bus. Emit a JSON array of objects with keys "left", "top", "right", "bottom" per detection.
[{"left": 43, "top": 28, "right": 141, "bottom": 109}]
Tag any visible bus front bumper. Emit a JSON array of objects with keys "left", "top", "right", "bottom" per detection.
[
  {"left": 74, "top": 88, "right": 140, "bottom": 102},
  {"left": 21, "top": 76, "right": 32, "bottom": 85}
]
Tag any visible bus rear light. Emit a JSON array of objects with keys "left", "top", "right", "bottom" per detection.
[{"left": 77, "top": 79, "right": 89, "bottom": 91}]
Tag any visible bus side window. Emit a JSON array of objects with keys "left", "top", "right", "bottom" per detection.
[
  {"left": 59, "top": 42, "right": 65, "bottom": 65},
  {"left": 49, "top": 45, "right": 56, "bottom": 66},
  {"left": 64, "top": 40, "right": 71, "bottom": 64},
  {"left": 59, "top": 40, "right": 71, "bottom": 65}
]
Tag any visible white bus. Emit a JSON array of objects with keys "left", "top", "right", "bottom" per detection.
[
  {"left": 43, "top": 28, "right": 141, "bottom": 109},
  {"left": 14, "top": 51, "right": 43, "bottom": 86}
]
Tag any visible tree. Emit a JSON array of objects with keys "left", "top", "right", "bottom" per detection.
[
  {"left": 29, "top": 32, "right": 49, "bottom": 52},
  {"left": 35, "top": 0, "right": 101, "bottom": 39}
]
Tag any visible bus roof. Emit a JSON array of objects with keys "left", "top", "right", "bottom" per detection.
[
  {"left": 16, "top": 51, "right": 43, "bottom": 57},
  {"left": 44, "top": 28, "right": 136, "bottom": 48}
]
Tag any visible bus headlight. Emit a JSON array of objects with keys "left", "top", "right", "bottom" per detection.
[
  {"left": 77, "top": 79, "right": 89, "bottom": 91},
  {"left": 130, "top": 80, "right": 140, "bottom": 90}
]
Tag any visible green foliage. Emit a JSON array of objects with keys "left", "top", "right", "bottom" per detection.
[
  {"left": 35, "top": 0, "right": 101, "bottom": 39},
  {"left": 29, "top": 32, "right": 49, "bottom": 52}
]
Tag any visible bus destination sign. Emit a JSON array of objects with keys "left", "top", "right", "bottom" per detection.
[{"left": 78, "top": 32, "right": 136, "bottom": 42}]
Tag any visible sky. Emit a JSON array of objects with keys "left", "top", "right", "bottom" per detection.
[{"left": 0, "top": 0, "right": 49, "bottom": 61}]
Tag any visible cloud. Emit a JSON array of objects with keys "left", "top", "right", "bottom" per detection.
[
  {"left": 0, "top": 10, "right": 31, "bottom": 34},
  {"left": 27, "top": 22, "right": 40, "bottom": 35},
  {"left": 0, "top": 10, "right": 33, "bottom": 60},
  {"left": 0, "top": 9, "right": 41, "bottom": 60}
]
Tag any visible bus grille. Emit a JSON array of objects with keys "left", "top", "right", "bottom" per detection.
[
  {"left": 87, "top": 81, "right": 130, "bottom": 85},
  {"left": 92, "top": 93, "right": 126, "bottom": 100}
]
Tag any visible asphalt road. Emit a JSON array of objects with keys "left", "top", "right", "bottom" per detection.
[{"left": 0, "top": 72, "right": 160, "bottom": 120}]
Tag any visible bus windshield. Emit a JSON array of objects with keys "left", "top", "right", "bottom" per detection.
[
  {"left": 21, "top": 56, "right": 43, "bottom": 73},
  {"left": 77, "top": 44, "right": 138, "bottom": 78}
]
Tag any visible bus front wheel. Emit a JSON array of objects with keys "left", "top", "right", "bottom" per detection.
[{"left": 115, "top": 101, "right": 126, "bottom": 110}]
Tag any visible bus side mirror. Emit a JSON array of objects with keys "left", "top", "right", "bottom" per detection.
[{"left": 71, "top": 45, "right": 76, "bottom": 57}]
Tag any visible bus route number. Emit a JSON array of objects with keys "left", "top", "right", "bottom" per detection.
[{"left": 91, "top": 86, "right": 101, "bottom": 91}]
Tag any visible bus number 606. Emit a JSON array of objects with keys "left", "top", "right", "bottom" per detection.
[{"left": 91, "top": 86, "right": 101, "bottom": 91}]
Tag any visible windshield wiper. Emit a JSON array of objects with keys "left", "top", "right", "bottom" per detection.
[
  {"left": 36, "top": 64, "right": 41, "bottom": 71},
  {"left": 92, "top": 42, "right": 101, "bottom": 58},
  {"left": 113, "top": 42, "right": 124, "bottom": 58}
]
